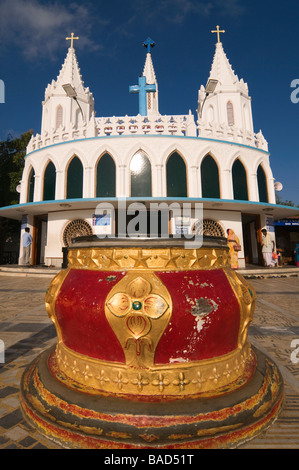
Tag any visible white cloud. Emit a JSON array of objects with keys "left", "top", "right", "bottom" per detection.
[
  {"left": 0, "top": 0, "right": 105, "bottom": 60},
  {"left": 111, "top": 0, "right": 245, "bottom": 37}
]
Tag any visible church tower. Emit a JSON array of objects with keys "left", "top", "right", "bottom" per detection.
[
  {"left": 142, "top": 38, "right": 159, "bottom": 117},
  {"left": 41, "top": 33, "right": 95, "bottom": 136},
  {"left": 198, "top": 26, "right": 254, "bottom": 133}
]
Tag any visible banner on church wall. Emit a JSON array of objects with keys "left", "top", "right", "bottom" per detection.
[
  {"left": 92, "top": 212, "right": 113, "bottom": 235},
  {"left": 174, "top": 216, "right": 191, "bottom": 235},
  {"left": 274, "top": 218, "right": 299, "bottom": 226},
  {"left": 266, "top": 216, "right": 275, "bottom": 233}
]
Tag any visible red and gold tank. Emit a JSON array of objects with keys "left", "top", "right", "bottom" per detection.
[
  {"left": 45, "top": 236, "right": 256, "bottom": 399},
  {"left": 20, "top": 236, "right": 283, "bottom": 449}
]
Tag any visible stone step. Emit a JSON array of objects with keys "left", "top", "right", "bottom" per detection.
[
  {"left": 0, "top": 264, "right": 298, "bottom": 279},
  {"left": 0, "top": 265, "right": 59, "bottom": 278}
]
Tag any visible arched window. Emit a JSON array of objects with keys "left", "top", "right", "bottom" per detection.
[
  {"left": 166, "top": 152, "right": 187, "bottom": 197},
  {"left": 257, "top": 164, "right": 268, "bottom": 203},
  {"left": 27, "top": 168, "right": 35, "bottom": 203},
  {"left": 56, "top": 105, "right": 63, "bottom": 129},
  {"left": 43, "top": 161, "right": 56, "bottom": 201},
  {"left": 232, "top": 159, "right": 248, "bottom": 201},
  {"left": 227, "top": 101, "right": 234, "bottom": 126},
  {"left": 96, "top": 153, "right": 116, "bottom": 197},
  {"left": 130, "top": 152, "right": 152, "bottom": 197},
  {"left": 66, "top": 156, "right": 83, "bottom": 199},
  {"left": 201, "top": 154, "right": 220, "bottom": 198}
]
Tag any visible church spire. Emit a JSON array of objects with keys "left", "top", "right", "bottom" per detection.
[
  {"left": 197, "top": 29, "right": 254, "bottom": 133},
  {"left": 41, "top": 37, "right": 95, "bottom": 135},
  {"left": 142, "top": 38, "right": 159, "bottom": 117},
  {"left": 208, "top": 40, "right": 248, "bottom": 93}
]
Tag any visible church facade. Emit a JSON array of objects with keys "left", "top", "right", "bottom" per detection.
[{"left": 1, "top": 30, "right": 295, "bottom": 268}]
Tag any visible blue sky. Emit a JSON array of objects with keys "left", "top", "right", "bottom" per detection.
[{"left": 0, "top": 0, "right": 298, "bottom": 204}]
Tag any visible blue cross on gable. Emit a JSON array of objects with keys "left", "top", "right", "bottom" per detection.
[{"left": 129, "top": 76, "right": 156, "bottom": 116}]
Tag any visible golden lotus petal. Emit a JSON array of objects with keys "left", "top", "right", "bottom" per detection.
[
  {"left": 126, "top": 314, "right": 151, "bottom": 339},
  {"left": 143, "top": 294, "right": 168, "bottom": 319},
  {"left": 127, "top": 276, "right": 151, "bottom": 299},
  {"left": 106, "top": 293, "right": 131, "bottom": 317}
]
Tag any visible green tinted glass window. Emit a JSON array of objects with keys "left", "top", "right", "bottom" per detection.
[
  {"left": 232, "top": 159, "right": 248, "bottom": 201},
  {"left": 166, "top": 152, "right": 187, "bottom": 197},
  {"left": 66, "top": 156, "right": 83, "bottom": 199},
  {"left": 96, "top": 153, "right": 116, "bottom": 197},
  {"left": 27, "top": 168, "right": 35, "bottom": 203},
  {"left": 43, "top": 161, "right": 56, "bottom": 201},
  {"left": 257, "top": 165, "right": 268, "bottom": 203},
  {"left": 201, "top": 155, "right": 220, "bottom": 198}
]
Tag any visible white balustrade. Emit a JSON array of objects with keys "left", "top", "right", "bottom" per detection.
[{"left": 26, "top": 113, "right": 268, "bottom": 154}]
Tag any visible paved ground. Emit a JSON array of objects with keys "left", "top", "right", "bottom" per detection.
[{"left": 0, "top": 272, "right": 299, "bottom": 449}]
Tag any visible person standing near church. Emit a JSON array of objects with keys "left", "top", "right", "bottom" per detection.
[
  {"left": 261, "top": 228, "right": 275, "bottom": 267},
  {"left": 227, "top": 228, "right": 241, "bottom": 269},
  {"left": 23, "top": 227, "right": 33, "bottom": 265}
]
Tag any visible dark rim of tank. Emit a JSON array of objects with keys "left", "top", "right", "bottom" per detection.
[{"left": 69, "top": 234, "right": 228, "bottom": 249}]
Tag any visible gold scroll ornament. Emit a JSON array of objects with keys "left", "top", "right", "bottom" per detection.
[{"left": 105, "top": 272, "right": 172, "bottom": 368}]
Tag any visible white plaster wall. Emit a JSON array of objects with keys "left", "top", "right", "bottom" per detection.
[
  {"left": 21, "top": 135, "right": 275, "bottom": 204},
  {"left": 203, "top": 209, "right": 245, "bottom": 268},
  {"left": 45, "top": 209, "right": 95, "bottom": 266}
]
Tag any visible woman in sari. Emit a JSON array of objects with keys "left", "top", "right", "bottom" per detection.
[{"left": 227, "top": 228, "right": 240, "bottom": 269}]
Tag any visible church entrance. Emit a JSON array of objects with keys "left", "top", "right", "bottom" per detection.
[
  {"left": 241, "top": 213, "right": 262, "bottom": 265},
  {"left": 115, "top": 208, "right": 169, "bottom": 237},
  {"left": 32, "top": 215, "right": 48, "bottom": 265}
]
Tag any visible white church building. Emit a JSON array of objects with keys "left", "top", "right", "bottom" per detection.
[{"left": 1, "top": 29, "right": 297, "bottom": 268}]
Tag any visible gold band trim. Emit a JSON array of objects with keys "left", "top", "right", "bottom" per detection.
[
  {"left": 53, "top": 341, "right": 255, "bottom": 399},
  {"left": 67, "top": 246, "right": 230, "bottom": 271}
]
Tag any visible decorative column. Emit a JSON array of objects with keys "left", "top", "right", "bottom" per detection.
[
  {"left": 118, "top": 165, "right": 127, "bottom": 197},
  {"left": 83, "top": 166, "right": 94, "bottom": 198},
  {"left": 189, "top": 165, "right": 199, "bottom": 197},
  {"left": 55, "top": 170, "right": 65, "bottom": 200},
  {"left": 33, "top": 175, "right": 41, "bottom": 202},
  {"left": 154, "top": 164, "right": 163, "bottom": 197},
  {"left": 268, "top": 177, "right": 276, "bottom": 204},
  {"left": 220, "top": 169, "right": 233, "bottom": 199},
  {"left": 248, "top": 173, "right": 259, "bottom": 202}
]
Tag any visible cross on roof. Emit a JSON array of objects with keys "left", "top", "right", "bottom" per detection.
[
  {"left": 143, "top": 37, "right": 155, "bottom": 54},
  {"left": 211, "top": 25, "right": 225, "bottom": 43},
  {"left": 129, "top": 76, "right": 156, "bottom": 116},
  {"left": 66, "top": 32, "right": 79, "bottom": 49}
]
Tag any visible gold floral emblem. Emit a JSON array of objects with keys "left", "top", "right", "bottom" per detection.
[{"left": 105, "top": 273, "right": 172, "bottom": 368}]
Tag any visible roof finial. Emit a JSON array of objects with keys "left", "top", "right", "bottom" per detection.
[
  {"left": 66, "top": 32, "right": 79, "bottom": 49},
  {"left": 143, "top": 37, "right": 155, "bottom": 54},
  {"left": 211, "top": 25, "right": 225, "bottom": 43}
]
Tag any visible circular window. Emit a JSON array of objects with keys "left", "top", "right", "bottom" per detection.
[
  {"left": 63, "top": 219, "right": 93, "bottom": 246},
  {"left": 192, "top": 219, "right": 225, "bottom": 237}
]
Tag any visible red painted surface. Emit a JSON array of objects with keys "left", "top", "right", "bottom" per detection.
[
  {"left": 55, "top": 270, "right": 126, "bottom": 362},
  {"left": 54, "top": 268, "right": 240, "bottom": 365},
  {"left": 154, "top": 270, "right": 240, "bottom": 363}
]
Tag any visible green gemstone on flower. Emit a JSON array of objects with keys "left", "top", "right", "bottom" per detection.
[{"left": 132, "top": 301, "right": 142, "bottom": 310}]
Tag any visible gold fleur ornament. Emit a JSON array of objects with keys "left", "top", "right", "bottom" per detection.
[{"left": 105, "top": 273, "right": 172, "bottom": 368}]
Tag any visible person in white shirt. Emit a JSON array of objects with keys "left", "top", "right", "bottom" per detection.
[
  {"left": 22, "top": 227, "right": 33, "bottom": 265},
  {"left": 261, "top": 228, "right": 275, "bottom": 267}
]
